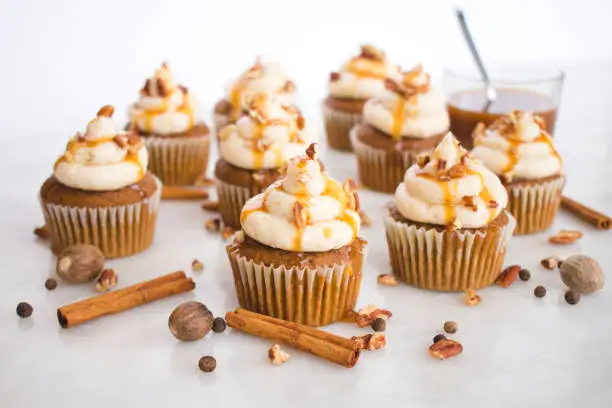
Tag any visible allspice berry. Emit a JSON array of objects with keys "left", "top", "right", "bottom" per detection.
[
  {"left": 371, "top": 318, "right": 386, "bottom": 332},
  {"left": 198, "top": 356, "right": 216, "bottom": 373},
  {"left": 534, "top": 286, "right": 547, "bottom": 298},
  {"left": 45, "top": 278, "right": 58, "bottom": 290},
  {"left": 16, "top": 302, "right": 33, "bottom": 318},
  {"left": 443, "top": 321, "right": 458, "bottom": 334},
  {"left": 433, "top": 334, "right": 446, "bottom": 343},
  {"left": 168, "top": 301, "right": 213, "bottom": 341},
  {"left": 560, "top": 255, "right": 605, "bottom": 294},
  {"left": 212, "top": 317, "right": 226, "bottom": 333},
  {"left": 56, "top": 244, "right": 105, "bottom": 283},
  {"left": 565, "top": 290, "right": 581, "bottom": 305}
]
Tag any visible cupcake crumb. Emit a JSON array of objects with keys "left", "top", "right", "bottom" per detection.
[{"left": 465, "top": 289, "right": 482, "bottom": 306}]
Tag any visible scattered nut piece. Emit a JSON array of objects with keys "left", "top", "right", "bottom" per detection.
[
  {"left": 488, "top": 200, "right": 499, "bottom": 209},
  {"left": 168, "top": 301, "right": 214, "bottom": 342},
  {"left": 198, "top": 356, "right": 216, "bottom": 373},
  {"left": 564, "top": 290, "right": 581, "bottom": 305},
  {"left": 449, "top": 164, "right": 467, "bottom": 179},
  {"left": 44, "top": 278, "right": 57, "bottom": 291},
  {"left": 222, "top": 226, "right": 235, "bottom": 240},
  {"left": 56, "top": 244, "right": 105, "bottom": 283},
  {"left": 534, "top": 285, "right": 547, "bottom": 298},
  {"left": 548, "top": 230, "right": 583, "bottom": 245},
  {"left": 212, "top": 317, "right": 227, "bottom": 333},
  {"left": 192, "top": 259, "right": 204, "bottom": 272},
  {"left": 329, "top": 72, "right": 341, "bottom": 82},
  {"left": 496, "top": 265, "right": 521, "bottom": 288},
  {"left": 16, "top": 302, "right": 33, "bottom": 318},
  {"left": 559, "top": 255, "right": 605, "bottom": 294},
  {"left": 465, "top": 289, "right": 482, "bottom": 306},
  {"left": 112, "top": 135, "right": 128, "bottom": 148},
  {"left": 205, "top": 217, "right": 221, "bottom": 233},
  {"left": 416, "top": 154, "right": 431, "bottom": 168},
  {"left": 360, "top": 44, "right": 385, "bottom": 61},
  {"left": 234, "top": 230, "right": 246, "bottom": 243},
  {"left": 358, "top": 210, "right": 372, "bottom": 226},
  {"left": 201, "top": 200, "right": 219, "bottom": 212},
  {"left": 429, "top": 338, "right": 463, "bottom": 360},
  {"left": 95, "top": 269, "right": 118, "bottom": 293},
  {"left": 97, "top": 105, "right": 114, "bottom": 117},
  {"left": 352, "top": 332, "right": 386, "bottom": 351},
  {"left": 462, "top": 195, "right": 478, "bottom": 212},
  {"left": 443, "top": 321, "right": 458, "bottom": 334},
  {"left": 34, "top": 225, "right": 49, "bottom": 239},
  {"left": 541, "top": 256, "right": 561, "bottom": 270},
  {"left": 293, "top": 202, "right": 308, "bottom": 229},
  {"left": 519, "top": 268, "right": 531, "bottom": 281},
  {"left": 377, "top": 274, "right": 399, "bottom": 286},
  {"left": 448, "top": 217, "right": 463, "bottom": 231},
  {"left": 355, "top": 304, "right": 393, "bottom": 327},
  {"left": 371, "top": 318, "right": 386, "bottom": 332},
  {"left": 433, "top": 334, "right": 446, "bottom": 343},
  {"left": 342, "top": 178, "right": 360, "bottom": 212},
  {"left": 268, "top": 344, "right": 291, "bottom": 365}
]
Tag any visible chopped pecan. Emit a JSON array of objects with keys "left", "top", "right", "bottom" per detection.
[
  {"left": 156, "top": 77, "right": 170, "bottom": 97},
  {"left": 449, "top": 164, "right": 467, "bottom": 178},
  {"left": 113, "top": 135, "right": 128, "bottom": 148},
  {"left": 384, "top": 78, "right": 417, "bottom": 100},
  {"left": 436, "top": 159, "right": 447, "bottom": 171},
  {"left": 140, "top": 79, "right": 151, "bottom": 96},
  {"left": 548, "top": 230, "right": 583, "bottom": 245},
  {"left": 97, "top": 105, "right": 114, "bottom": 118},
  {"left": 488, "top": 200, "right": 499, "bottom": 209},
  {"left": 343, "top": 178, "right": 360, "bottom": 212},
  {"left": 178, "top": 84, "right": 189, "bottom": 94},
  {"left": 205, "top": 217, "right": 221, "bottom": 233},
  {"left": 429, "top": 338, "right": 463, "bottom": 360},
  {"left": 465, "top": 289, "right": 481, "bottom": 306},
  {"left": 462, "top": 195, "right": 478, "bottom": 212},
  {"left": 417, "top": 154, "right": 431, "bottom": 169},
  {"left": 448, "top": 217, "right": 463, "bottom": 231},
  {"left": 377, "top": 274, "right": 399, "bottom": 286},
  {"left": 295, "top": 114, "right": 305, "bottom": 130},
  {"left": 33, "top": 225, "right": 49, "bottom": 239},
  {"left": 283, "top": 80, "right": 296, "bottom": 93},
  {"left": 360, "top": 44, "right": 385, "bottom": 61},
  {"left": 355, "top": 304, "right": 392, "bottom": 327},
  {"left": 201, "top": 200, "right": 219, "bottom": 212},
  {"left": 352, "top": 332, "right": 386, "bottom": 351},
  {"left": 95, "top": 268, "right": 118, "bottom": 293},
  {"left": 192, "top": 259, "right": 204, "bottom": 272},
  {"left": 358, "top": 210, "right": 372, "bottom": 226},
  {"left": 496, "top": 265, "right": 520, "bottom": 288},
  {"left": 305, "top": 143, "right": 318, "bottom": 159},
  {"left": 293, "top": 202, "right": 308, "bottom": 229},
  {"left": 540, "top": 256, "right": 561, "bottom": 270},
  {"left": 268, "top": 344, "right": 290, "bottom": 365},
  {"left": 330, "top": 72, "right": 341, "bottom": 82},
  {"left": 255, "top": 139, "right": 270, "bottom": 152}
]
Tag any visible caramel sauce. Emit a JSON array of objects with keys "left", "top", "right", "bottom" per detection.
[
  {"left": 501, "top": 132, "right": 560, "bottom": 176},
  {"left": 416, "top": 171, "right": 455, "bottom": 224},
  {"left": 230, "top": 79, "right": 249, "bottom": 121},
  {"left": 390, "top": 97, "right": 407, "bottom": 139},
  {"left": 466, "top": 168, "right": 497, "bottom": 223},
  {"left": 323, "top": 227, "right": 333, "bottom": 239}
]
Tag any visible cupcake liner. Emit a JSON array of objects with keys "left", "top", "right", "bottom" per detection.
[
  {"left": 322, "top": 103, "right": 362, "bottom": 152},
  {"left": 350, "top": 127, "right": 426, "bottom": 194},
  {"left": 216, "top": 180, "right": 266, "bottom": 230},
  {"left": 144, "top": 135, "right": 210, "bottom": 186},
  {"left": 385, "top": 210, "right": 515, "bottom": 291},
  {"left": 506, "top": 175, "right": 566, "bottom": 235},
  {"left": 227, "top": 247, "right": 364, "bottom": 326},
  {"left": 40, "top": 177, "right": 162, "bottom": 259}
]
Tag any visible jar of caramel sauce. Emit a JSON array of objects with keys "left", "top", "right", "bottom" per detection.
[{"left": 444, "top": 65, "right": 564, "bottom": 150}]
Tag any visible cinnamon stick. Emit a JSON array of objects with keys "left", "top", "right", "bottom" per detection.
[
  {"left": 561, "top": 195, "right": 612, "bottom": 230},
  {"left": 162, "top": 186, "right": 210, "bottom": 200},
  {"left": 58, "top": 271, "right": 195, "bottom": 328},
  {"left": 226, "top": 309, "right": 360, "bottom": 368}
]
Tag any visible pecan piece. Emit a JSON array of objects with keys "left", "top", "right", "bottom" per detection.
[
  {"left": 449, "top": 164, "right": 467, "bottom": 178},
  {"left": 358, "top": 210, "right": 372, "bottom": 226},
  {"left": 377, "top": 274, "right": 399, "bottom": 286},
  {"left": 295, "top": 114, "right": 305, "bottom": 130},
  {"left": 343, "top": 178, "right": 360, "bottom": 211},
  {"left": 496, "top": 265, "right": 520, "bottom": 288},
  {"left": 352, "top": 333, "right": 386, "bottom": 351},
  {"left": 192, "top": 259, "right": 204, "bottom": 272},
  {"left": 360, "top": 44, "right": 385, "bottom": 61},
  {"left": 268, "top": 344, "right": 290, "bottom": 365},
  {"left": 97, "top": 105, "right": 114, "bottom": 118},
  {"left": 416, "top": 154, "right": 431, "bottom": 169},
  {"left": 355, "top": 304, "right": 392, "bottom": 327},
  {"left": 429, "top": 338, "right": 463, "bottom": 360},
  {"left": 462, "top": 195, "right": 478, "bottom": 212},
  {"left": 293, "top": 202, "right": 308, "bottom": 229},
  {"left": 305, "top": 142, "right": 318, "bottom": 159},
  {"left": 540, "top": 256, "right": 561, "bottom": 270},
  {"left": 205, "top": 217, "right": 221, "bottom": 233},
  {"left": 465, "top": 289, "right": 481, "bottom": 306},
  {"left": 95, "top": 268, "right": 118, "bottom": 293},
  {"left": 330, "top": 72, "right": 341, "bottom": 82},
  {"left": 548, "top": 230, "right": 583, "bottom": 245},
  {"left": 33, "top": 225, "right": 49, "bottom": 239},
  {"left": 113, "top": 135, "right": 128, "bottom": 148},
  {"left": 488, "top": 200, "right": 499, "bottom": 209},
  {"left": 436, "top": 159, "right": 447, "bottom": 171}
]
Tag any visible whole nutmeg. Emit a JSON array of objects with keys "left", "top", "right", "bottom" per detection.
[
  {"left": 56, "top": 244, "right": 105, "bottom": 283},
  {"left": 168, "top": 301, "right": 213, "bottom": 341},
  {"left": 560, "top": 255, "right": 605, "bottom": 294}
]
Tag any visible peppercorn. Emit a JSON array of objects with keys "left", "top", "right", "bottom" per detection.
[
  {"left": 443, "top": 321, "right": 458, "bottom": 334},
  {"left": 198, "top": 356, "right": 216, "bottom": 373},
  {"left": 45, "top": 278, "right": 58, "bottom": 290},
  {"left": 16, "top": 302, "right": 33, "bottom": 318},
  {"left": 371, "top": 318, "right": 386, "bottom": 332},
  {"left": 212, "top": 317, "right": 227, "bottom": 333},
  {"left": 534, "top": 286, "right": 547, "bottom": 298},
  {"left": 433, "top": 334, "right": 446, "bottom": 343},
  {"left": 564, "top": 290, "right": 581, "bottom": 305},
  {"left": 518, "top": 269, "right": 531, "bottom": 281}
]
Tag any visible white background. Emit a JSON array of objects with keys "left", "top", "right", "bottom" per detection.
[{"left": 2, "top": 1, "right": 612, "bottom": 408}]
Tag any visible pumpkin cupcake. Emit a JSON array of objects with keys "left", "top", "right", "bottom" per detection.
[
  {"left": 129, "top": 63, "right": 210, "bottom": 185},
  {"left": 472, "top": 110, "right": 565, "bottom": 234},
  {"left": 351, "top": 64, "right": 450, "bottom": 193},
  {"left": 323, "top": 44, "right": 400, "bottom": 151},
  {"left": 213, "top": 58, "right": 296, "bottom": 129},
  {"left": 385, "top": 133, "right": 515, "bottom": 291},
  {"left": 215, "top": 93, "right": 315, "bottom": 229},
  {"left": 40, "top": 105, "right": 161, "bottom": 258},
  {"left": 226, "top": 144, "right": 366, "bottom": 326}
]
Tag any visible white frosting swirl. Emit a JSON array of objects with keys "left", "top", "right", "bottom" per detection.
[
  {"left": 241, "top": 146, "right": 360, "bottom": 252},
  {"left": 218, "top": 94, "right": 315, "bottom": 170},
  {"left": 395, "top": 133, "right": 508, "bottom": 228},
  {"left": 363, "top": 65, "right": 449, "bottom": 139},
  {"left": 129, "top": 63, "right": 197, "bottom": 135},
  {"left": 472, "top": 111, "right": 562, "bottom": 180},
  {"left": 54, "top": 106, "right": 148, "bottom": 191},
  {"left": 227, "top": 59, "right": 296, "bottom": 115},
  {"left": 328, "top": 45, "right": 400, "bottom": 100}
]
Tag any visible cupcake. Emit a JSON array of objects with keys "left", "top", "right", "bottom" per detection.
[
  {"left": 385, "top": 133, "right": 515, "bottom": 291},
  {"left": 213, "top": 58, "right": 296, "bottom": 129},
  {"left": 40, "top": 105, "right": 161, "bottom": 258},
  {"left": 351, "top": 65, "right": 450, "bottom": 193},
  {"left": 226, "top": 144, "right": 366, "bottom": 326},
  {"left": 323, "top": 44, "right": 400, "bottom": 152},
  {"left": 472, "top": 111, "right": 565, "bottom": 234},
  {"left": 129, "top": 63, "right": 210, "bottom": 185},
  {"left": 215, "top": 93, "right": 315, "bottom": 229}
]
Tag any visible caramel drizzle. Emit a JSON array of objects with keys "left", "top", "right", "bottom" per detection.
[
  {"left": 502, "top": 132, "right": 561, "bottom": 176},
  {"left": 133, "top": 90, "right": 195, "bottom": 133}
]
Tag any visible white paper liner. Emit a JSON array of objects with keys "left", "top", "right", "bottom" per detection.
[
  {"left": 507, "top": 175, "right": 566, "bottom": 235},
  {"left": 216, "top": 179, "right": 264, "bottom": 230},
  {"left": 228, "top": 251, "right": 363, "bottom": 326},
  {"left": 322, "top": 103, "right": 362, "bottom": 152},
  {"left": 384, "top": 210, "right": 516, "bottom": 291},
  {"left": 40, "top": 177, "right": 162, "bottom": 259},
  {"left": 144, "top": 135, "right": 209, "bottom": 186}
]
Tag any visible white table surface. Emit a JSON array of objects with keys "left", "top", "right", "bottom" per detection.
[{"left": 1, "top": 62, "right": 612, "bottom": 408}]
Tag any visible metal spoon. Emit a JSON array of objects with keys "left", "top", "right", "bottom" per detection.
[{"left": 455, "top": 7, "right": 496, "bottom": 112}]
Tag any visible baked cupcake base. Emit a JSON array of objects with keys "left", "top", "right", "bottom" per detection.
[
  {"left": 214, "top": 159, "right": 283, "bottom": 230},
  {"left": 323, "top": 97, "right": 366, "bottom": 152},
  {"left": 226, "top": 236, "right": 366, "bottom": 326},
  {"left": 140, "top": 123, "right": 210, "bottom": 186},
  {"left": 505, "top": 174, "right": 566, "bottom": 235},
  {"left": 351, "top": 124, "right": 446, "bottom": 193},
  {"left": 385, "top": 205, "right": 515, "bottom": 292},
  {"left": 39, "top": 172, "right": 162, "bottom": 259}
]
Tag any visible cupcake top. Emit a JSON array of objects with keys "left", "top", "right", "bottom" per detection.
[
  {"left": 471, "top": 110, "right": 562, "bottom": 181},
  {"left": 363, "top": 65, "right": 449, "bottom": 139},
  {"left": 394, "top": 133, "right": 507, "bottom": 229},
  {"left": 226, "top": 58, "right": 296, "bottom": 118},
  {"left": 54, "top": 105, "right": 148, "bottom": 191},
  {"left": 129, "top": 63, "right": 197, "bottom": 135},
  {"left": 240, "top": 144, "right": 361, "bottom": 252},
  {"left": 218, "top": 93, "right": 315, "bottom": 170},
  {"left": 328, "top": 44, "right": 400, "bottom": 100}
]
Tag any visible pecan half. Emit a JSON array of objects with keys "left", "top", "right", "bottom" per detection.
[
  {"left": 97, "top": 105, "right": 114, "bottom": 118},
  {"left": 377, "top": 274, "right": 399, "bottom": 286},
  {"left": 293, "top": 202, "right": 308, "bottom": 229},
  {"left": 548, "top": 230, "right": 583, "bottom": 245},
  {"left": 496, "top": 265, "right": 520, "bottom": 288},
  {"left": 465, "top": 289, "right": 481, "bottom": 306},
  {"left": 355, "top": 304, "right": 392, "bottom": 327},
  {"left": 429, "top": 338, "right": 463, "bottom": 360},
  {"left": 384, "top": 78, "right": 417, "bottom": 100},
  {"left": 352, "top": 332, "right": 386, "bottom": 351}
]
